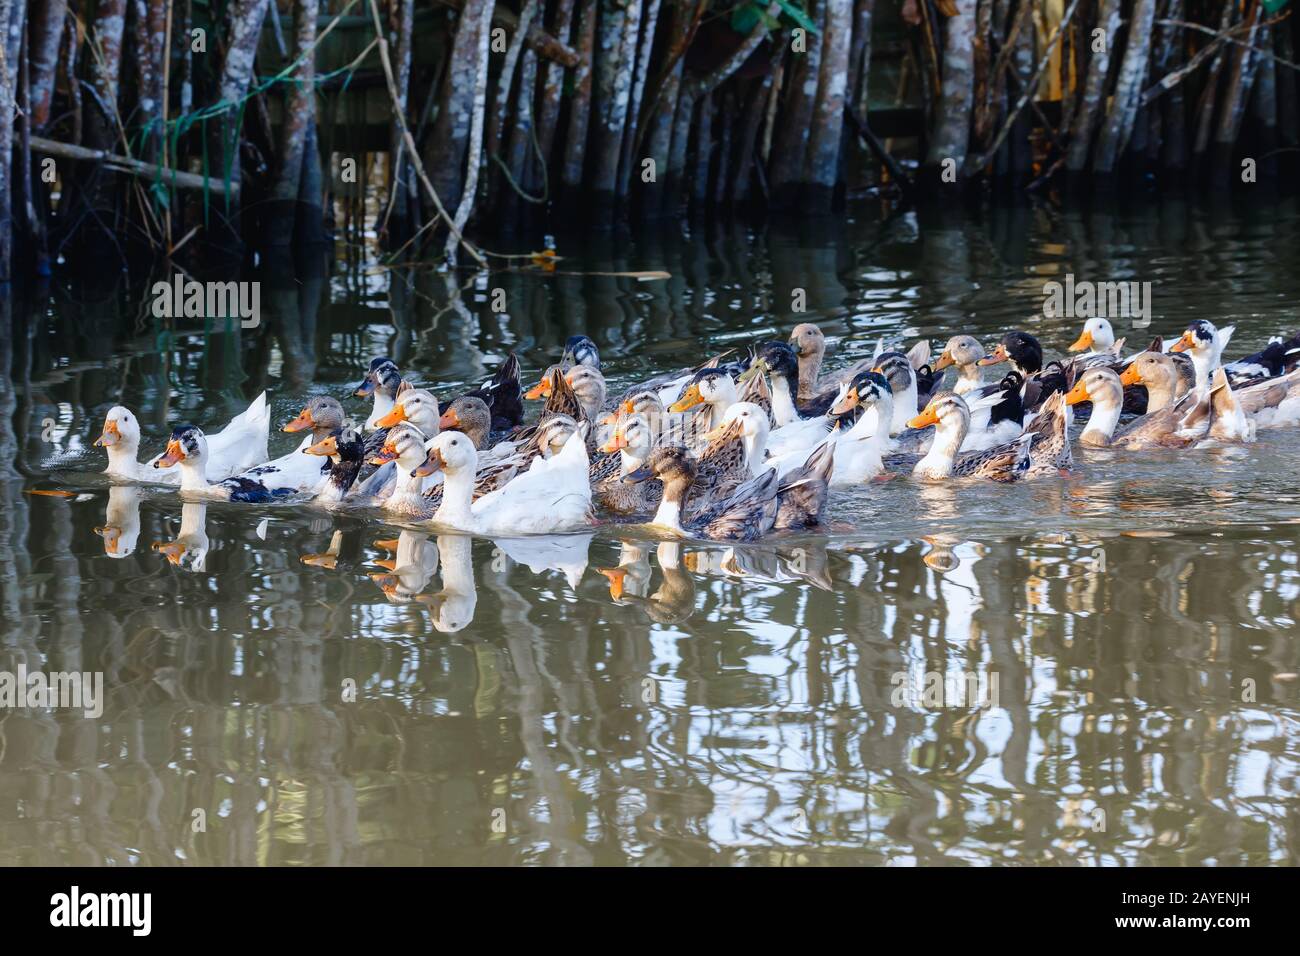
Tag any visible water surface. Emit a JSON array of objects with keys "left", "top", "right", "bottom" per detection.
[{"left": 2, "top": 197, "right": 1299, "bottom": 865}]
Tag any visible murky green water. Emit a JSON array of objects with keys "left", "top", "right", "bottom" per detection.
[{"left": 2, "top": 197, "right": 1299, "bottom": 865}]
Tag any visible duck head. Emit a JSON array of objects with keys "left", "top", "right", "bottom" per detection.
[
  {"left": 537, "top": 414, "right": 579, "bottom": 459},
  {"left": 354, "top": 357, "right": 401, "bottom": 399},
  {"left": 623, "top": 444, "right": 697, "bottom": 490},
  {"left": 283, "top": 396, "right": 345, "bottom": 437},
  {"left": 1065, "top": 366, "right": 1124, "bottom": 408},
  {"left": 95, "top": 406, "right": 141, "bottom": 453},
  {"left": 565, "top": 365, "right": 608, "bottom": 421},
  {"left": 439, "top": 395, "right": 492, "bottom": 448},
  {"left": 830, "top": 370, "right": 892, "bottom": 417},
  {"left": 908, "top": 393, "right": 969, "bottom": 433},
  {"left": 1170, "top": 319, "right": 1218, "bottom": 356},
  {"left": 600, "top": 389, "right": 665, "bottom": 428},
  {"left": 669, "top": 369, "right": 738, "bottom": 421},
  {"left": 1069, "top": 318, "right": 1116, "bottom": 353},
  {"left": 562, "top": 335, "right": 601, "bottom": 369},
  {"left": 370, "top": 421, "right": 427, "bottom": 469},
  {"left": 414, "top": 430, "right": 478, "bottom": 478},
  {"left": 153, "top": 424, "right": 207, "bottom": 470},
  {"left": 745, "top": 341, "right": 801, "bottom": 392},
  {"left": 375, "top": 385, "right": 440, "bottom": 433},
  {"left": 600, "top": 414, "right": 656, "bottom": 467},
  {"left": 980, "top": 331, "right": 1043, "bottom": 376},
  {"left": 789, "top": 323, "right": 826, "bottom": 361},
  {"left": 932, "top": 335, "right": 985, "bottom": 371}
]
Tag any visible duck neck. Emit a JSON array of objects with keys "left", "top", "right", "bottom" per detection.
[
  {"left": 916, "top": 416, "right": 966, "bottom": 477},
  {"left": 177, "top": 458, "right": 209, "bottom": 492},
  {"left": 433, "top": 464, "right": 477, "bottom": 526},
  {"left": 1144, "top": 371, "right": 1178, "bottom": 412},
  {"left": 369, "top": 392, "right": 395, "bottom": 428},
  {"left": 1081, "top": 396, "right": 1122, "bottom": 445},
  {"left": 797, "top": 347, "right": 824, "bottom": 400},
  {"left": 707, "top": 399, "right": 731, "bottom": 432},
  {"left": 389, "top": 454, "right": 428, "bottom": 507},
  {"left": 742, "top": 427, "right": 768, "bottom": 476},
  {"left": 1191, "top": 344, "right": 1219, "bottom": 393},
  {"left": 650, "top": 479, "right": 688, "bottom": 531},
  {"left": 103, "top": 438, "right": 141, "bottom": 477},
  {"left": 769, "top": 373, "right": 800, "bottom": 427},
  {"left": 954, "top": 364, "right": 982, "bottom": 395},
  {"left": 321, "top": 461, "right": 362, "bottom": 502},
  {"left": 890, "top": 381, "right": 918, "bottom": 435}
]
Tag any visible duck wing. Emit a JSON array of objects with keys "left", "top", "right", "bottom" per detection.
[
  {"left": 774, "top": 443, "right": 834, "bottom": 531},
  {"left": 691, "top": 469, "right": 780, "bottom": 541}
]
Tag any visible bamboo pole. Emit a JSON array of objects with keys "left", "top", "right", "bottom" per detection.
[{"left": 30, "top": 136, "right": 241, "bottom": 195}]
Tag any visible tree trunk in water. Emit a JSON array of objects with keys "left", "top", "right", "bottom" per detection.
[
  {"left": 487, "top": 0, "right": 537, "bottom": 183},
  {"left": 770, "top": 9, "right": 823, "bottom": 207},
  {"left": 0, "top": 0, "right": 26, "bottom": 280},
  {"left": 1211, "top": 0, "right": 1261, "bottom": 185},
  {"left": 386, "top": 0, "right": 418, "bottom": 245},
  {"left": 1065, "top": 0, "right": 1120, "bottom": 174},
  {"left": 923, "top": 0, "right": 976, "bottom": 184},
  {"left": 617, "top": 0, "right": 661, "bottom": 199},
  {"left": 445, "top": 0, "right": 494, "bottom": 263},
  {"left": 560, "top": 0, "right": 597, "bottom": 194},
  {"left": 590, "top": 0, "right": 640, "bottom": 216},
  {"left": 1192, "top": 3, "right": 1235, "bottom": 164},
  {"left": 642, "top": 58, "right": 681, "bottom": 217},
  {"left": 806, "top": 0, "right": 850, "bottom": 210},
  {"left": 1276, "top": 22, "right": 1298, "bottom": 179},
  {"left": 733, "top": 46, "right": 783, "bottom": 205},
  {"left": 29, "top": 0, "right": 67, "bottom": 131},
  {"left": 428, "top": 0, "right": 497, "bottom": 216},
  {"left": 269, "top": 0, "right": 318, "bottom": 247},
  {"left": 503, "top": 48, "right": 542, "bottom": 222},
  {"left": 535, "top": 0, "right": 578, "bottom": 167},
  {"left": 1156, "top": 0, "right": 1187, "bottom": 178},
  {"left": 1092, "top": 0, "right": 1155, "bottom": 175},
  {"left": 1251, "top": 25, "right": 1277, "bottom": 181}
]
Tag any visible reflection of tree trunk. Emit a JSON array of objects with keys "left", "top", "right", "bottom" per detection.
[
  {"left": 1251, "top": 26, "right": 1277, "bottom": 181},
  {"left": 923, "top": 0, "right": 976, "bottom": 183}
]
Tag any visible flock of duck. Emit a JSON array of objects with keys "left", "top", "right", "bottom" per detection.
[{"left": 91, "top": 316, "right": 1300, "bottom": 560}]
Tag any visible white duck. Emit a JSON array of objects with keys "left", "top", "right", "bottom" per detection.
[
  {"left": 368, "top": 422, "right": 434, "bottom": 517},
  {"left": 152, "top": 502, "right": 210, "bottom": 571},
  {"left": 96, "top": 392, "right": 270, "bottom": 483},
  {"left": 95, "top": 485, "right": 142, "bottom": 558},
  {"left": 669, "top": 369, "right": 739, "bottom": 432},
  {"left": 415, "top": 426, "right": 593, "bottom": 535},
  {"left": 707, "top": 401, "right": 827, "bottom": 479},
  {"left": 1170, "top": 319, "right": 1235, "bottom": 393}
]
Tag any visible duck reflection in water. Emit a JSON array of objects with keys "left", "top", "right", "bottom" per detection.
[
  {"left": 597, "top": 541, "right": 654, "bottom": 603},
  {"left": 368, "top": 531, "right": 439, "bottom": 603},
  {"left": 95, "top": 485, "right": 142, "bottom": 557},
  {"left": 152, "top": 502, "right": 210, "bottom": 571},
  {"left": 600, "top": 541, "right": 696, "bottom": 624},
  {"left": 416, "top": 535, "right": 477, "bottom": 632},
  {"left": 922, "top": 535, "right": 962, "bottom": 572},
  {"left": 492, "top": 533, "right": 593, "bottom": 590},
  {"left": 683, "top": 542, "right": 833, "bottom": 590}
]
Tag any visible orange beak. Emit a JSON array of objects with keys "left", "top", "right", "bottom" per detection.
[
  {"left": 375, "top": 404, "right": 407, "bottom": 428},
  {"left": 599, "top": 400, "right": 635, "bottom": 426},
  {"left": 283, "top": 408, "right": 314, "bottom": 432},
  {"left": 931, "top": 352, "right": 955, "bottom": 372},
  {"left": 155, "top": 439, "right": 186, "bottom": 468},
  {"left": 908, "top": 406, "right": 941, "bottom": 429},
  {"left": 95, "top": 419, "right": 120, "bottom": 447},
  {"left": 152, "top": 540, "right": 185, "bottom": 565},
  {"left": 1064, "top": 379, "right": 1091, "bottom": 406},
  {"left": 830, "top": 387, "right": 859, "bottom": 416},
  {"left": 598, "top": 567, "right": 627, "bottom": 600},
  {"left": 1119, "top": 364, "right": 1144, "bottom": 387},
  {"left": 369, "top": 442, "right": 399, "bottom": 466},
  {"left": 1068, "top": 329, "right": 1094, "bottom": 352},
  {"left": 978, "top": 344, "right": 1009, "bottom": 367},
  {"left": 305, "top": 435, "right": 339, "bottom": 456},
  {"left": 413, "top": 447, "right": 447, "bottom": 478},
  {"left": 439, "top": 407, "right": 461, "bottom": 430},
  {"left": 95, "top": 525, "right": 121, "bottom": 554},
  {"left": 524, "top": 378, "right": 551, "bottom": 400},
  {"left": 372, "top": 538, "right": 400, "bottom": 552},
  {"left": 369, "top": 571, "right": 398, "bottom": 596},
  {"left": 669, "top": 382, "right": 703, "bottom": 413},
  {"left": 600, "top": 430, "right": 628, "bottom": 454},
  {"left": 300, "top": 552, "right": 339, "bottom": 570},
  {"left": 1169, "top": 331, "right": 1195, "bottom": 353}
]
